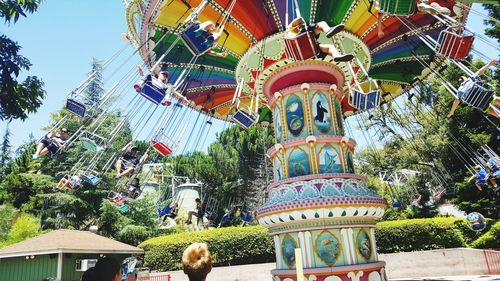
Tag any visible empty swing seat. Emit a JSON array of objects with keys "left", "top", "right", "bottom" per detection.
[
  {"left": 437, "top": 29, "right": 475, "bottom": 59},
  {"left": 379, "top": 0, "right": 417, "bottom": 15},
  {"left": 180, "top": 21, "right": 215, "bottom": 56},
  {"left": 284, "top": 31, "right": 320, "bottom": 61},
  {"left": 351, "top": 89, "right": 381, "bottom": 111},
  {"left": 81, "top": 174, "right": 101, "bottom": 186},
  {"left": 80, "top": 137, "right": 104, "bottom": 152},
  {"left": 66, "top": 98, "right": 87, "bottom": 118},
  {"left": 231, "top": 109, "right": 258, "bottom": 129},
  {"left": 461, "top": 83, "right": 493, "bottom": 110},
  {"left": 151, "top": 140, "right": 174, "bottom": 157}
]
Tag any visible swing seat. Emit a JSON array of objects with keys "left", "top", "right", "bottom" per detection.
[
  {"left": 157, "top": 207, "right": 172, "bottom": 217},
  {"left": 392, "top": 202, "right": 402, "bottom": 208},
  {"left": 141, "top": 80, "right": 173, "bottom": 105},
  {"left": 437, "top": 29, "right": 475, "bottom": 59},
  {"left": 231, "top": 109, "right": 258, "bottom": 129},
  {"left": 461, "top": 83, "right": 493, "bottom": 110},
  {"left": 284, "top": 31, "right": 320, "bottom": 61},
  {"left": 351, "top": 89, "right": 381, "bottom": 111},
  {"left": 151, "top": 140, "right": 174, "bottom": 157},
  {"left": 80, "top": 137, "right": 104, "bottom": 152},
  {"left": 119, "top": 204, "right": 129, "bottom": 213},
  {"left": 379, "top": 0, "right": 417, "bottom": 15},
  {"left": 108, "top": 191, "right": 126, "bottom": 205},
  {"left": 80, "top": 174, "right": 101, "bottom": 186},
  {"left": 180, "top": 21, "right": 215, "bottom": 56},
  {"left": 66, "top": 98, "right": 87, "bottom": 118},
  {"left": 491, "top": 170, "right": 500, "bottom": 179}
]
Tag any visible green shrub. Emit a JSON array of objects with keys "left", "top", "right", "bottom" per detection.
[
  {"left": 139, "top": 226, "right": 274, "bottom": 271},
  {"left": 472, "top": 221, "right": 500, "bottom": 249},
  {"left": 117, "top": 225, "right": 152, "bottom": 246},
  {"left": 376, "top": 218, "right": 466, "bottom": 253}
]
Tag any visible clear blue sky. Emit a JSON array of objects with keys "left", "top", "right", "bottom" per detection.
[{"left": 1, "top": 2, "right": 498, "bottom": 153}]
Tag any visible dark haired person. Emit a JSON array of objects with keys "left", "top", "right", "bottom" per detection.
[
  {"left": 81, "top": 257, "right": 121, "bottom": 281},
  {"left": 33, "top": 127, "right": 68, "bottom": 159},
  {"left": 115, "top": 142, "right": 150, "bottom": 178},
  {"left": 186, "top": 198, "right": 204, "bottom": 226}
]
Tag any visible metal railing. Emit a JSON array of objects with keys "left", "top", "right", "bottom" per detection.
[{"left": 484, "top": 249, "right": 500, "bottom": 274}]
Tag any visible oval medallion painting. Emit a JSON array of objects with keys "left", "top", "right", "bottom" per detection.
[
  {"left": 312, "top": 93, "right": 332, "bottom": 134},
  {"left": 288, "top": 148, "right": 310, "bottom": 177},
  {"left": 286, "top": 95, "right": 305, "bottom": 136},
  {"left": 357, "top": 230, "right": 372, "bottom": 261},
  {"left": 281, "top": 234, "right": 298, "bottom": 268},
  {"left": 315, "top": 230, "right": 341, "bottom": 266},
  {"left": 319, "top": 145, "right": 342, "bottom": 173}
]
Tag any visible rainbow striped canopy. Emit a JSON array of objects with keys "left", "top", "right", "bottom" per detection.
[{"left": 126, "top": 0, "right": 465, "bottom": 120}]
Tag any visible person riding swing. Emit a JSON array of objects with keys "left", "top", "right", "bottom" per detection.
[
  {"left": 33, "top": 127, "right": 68, "bottom": 159},
  {"left": 115, "top": 142, "right": 150, "bottom": 179},
  {"left": 285, "top": 18, "right": 353, "bottom": 62}
]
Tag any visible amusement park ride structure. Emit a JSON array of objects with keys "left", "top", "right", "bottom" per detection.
[{"left": 117, "top": 0, "right": 500, "bottom": 280}]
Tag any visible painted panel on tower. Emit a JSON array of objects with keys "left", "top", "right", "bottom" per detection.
[
  {"left": 285, "top": 94, "right": 306, "bottom": 138},
  {"left": 318, "top": 144, "right": 343, "bottom": 174},
  {"left": 311, "top": 92, "right": 333, "bottom": 135},
  {"left": 288, "top": 147, "right": 310, "bottom": 178}
]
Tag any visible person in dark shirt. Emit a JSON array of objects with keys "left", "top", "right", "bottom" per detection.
[
  {"left": 115, "top": 142, "right": 150, "bottom": 178},
  {"left": 286, "top": 17, "right": 353, "bottom": 62},
  {"left": 186, "top": 198, "right": 204, "bottom": 225},
  {"left": 127, "top": 177, "right": 142, "bottom": 199},
  {"left": 33, "top": 128, "right": 68, "bottom": 159}
]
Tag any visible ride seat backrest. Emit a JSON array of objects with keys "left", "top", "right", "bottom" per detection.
[
  {"left": 379, "top": 0, "right": 417, "bottom": 15},
  {"left": 66, "top": 98, "right": 87, "bottom": 118},
  {"left": 231, "top": 109, "right": 258, "bottom": 129},
  {"left": 437, "top": 30, "right": 475, "bottom": 60},
  {"left": 284, "top": 31, "right": 320, "bottom": 61},
  {"left": 141, "top": 78, "right": 172, "bottom": 105},
  {"left": 462, "top": 83, "right": 493, "bottom": 110},
  {"left": 151, "top": 139, "right": 174, "bottom": 157},
  {"left": 351, "top": 89, "right": 381, "bottom": 111},
  {"left": 180, "top": 20, "right": 215, "bottom": 56}
]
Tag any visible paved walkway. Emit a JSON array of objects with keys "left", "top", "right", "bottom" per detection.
[{"left": 159, "top": 263, "right": 500, "bottom": 281}]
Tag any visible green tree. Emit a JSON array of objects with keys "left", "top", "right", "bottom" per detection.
[
  {"left": 0, "top": 213, "right": 41, "bottom": 248},
  {"left": 83, "top": 58, "right": 105, "bottom": 107},
  {"left": 0, "top": 0, "right": 45, "bottom": 121}
]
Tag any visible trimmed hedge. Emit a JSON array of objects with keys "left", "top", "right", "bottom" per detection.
[
  {"left": 140, "top": 218, "right": 492, "bottom": 271},
  {"left": 139, "top": 226, "right": 274, "bottom": 271},
  {"left": 472, "top": 221, "right": 500, "bottom": 249},
  {"left": 376, "top": 218, "right": 466, "bottom": 253}
]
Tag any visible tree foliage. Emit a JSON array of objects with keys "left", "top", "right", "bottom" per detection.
[{"left": 0, "top": 0, "right": 45, "bottom": 121}]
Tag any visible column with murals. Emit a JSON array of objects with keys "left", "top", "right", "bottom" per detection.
[{"left": 236, "top": 31, "right": 388, "bottom": 281}]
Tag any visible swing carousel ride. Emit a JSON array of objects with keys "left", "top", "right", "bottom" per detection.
[{"left": 118, "top": 0, "right": 498, "bottom": 280}]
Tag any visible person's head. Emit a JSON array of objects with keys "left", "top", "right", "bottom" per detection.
[
  {"left": 195, "top": 198, "right": 201, "bottom": 206},
  {"left": 60, "top": 128, "right": 68, "bottom": 135},
  {"left": 132, "top": 177, "right": 140, "bottom": 186},
  {"left": 130, "top": 147, "right": 139, "bottom": 157},
  {"left": 93, "top": 257, "right": 121, "bottom": 281},
  {"left": 157, "top": 70, "right": 169, "bottom": 82},
  {"left": 182, "top": 243, "right": 212, "bottom": 281},
  {"left": 201, "top": 21, "right": 216, "bottom": 33},
  {"left": 474, "top": 165, "right": 482, "bottom": 172},
  {"left": 81, "top": 266, "right": 96, "bottom": 281},
  {"left": 458, "top": 76, "right": 468, "bottom": 84},
  {"left": 483, "top": 153, "right": 491, "bottom": 161}
]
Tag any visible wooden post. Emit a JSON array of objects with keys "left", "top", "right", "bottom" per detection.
[{"left": 295, "top": 248, "right": 304, "bottom": 281}]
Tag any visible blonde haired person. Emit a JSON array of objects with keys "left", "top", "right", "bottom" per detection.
[{"left": 182, "top": 242, "right": 212, "bottom": 281}]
